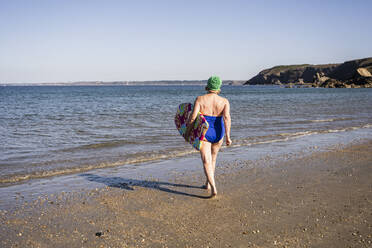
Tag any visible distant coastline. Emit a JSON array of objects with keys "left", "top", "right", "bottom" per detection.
[{"left": 0, "top": 80, "right": 246, "bottom": 87}]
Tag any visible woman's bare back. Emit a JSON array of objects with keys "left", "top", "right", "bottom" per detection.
[{"left": 196, "top": 93, "right": 227, "bottom": 116}]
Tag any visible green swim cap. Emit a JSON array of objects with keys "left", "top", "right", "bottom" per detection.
[{"left": 206, "top": 76, "right": 222, "bottom": 91}]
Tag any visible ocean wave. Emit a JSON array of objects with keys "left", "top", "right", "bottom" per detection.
[
  {"left": 0, "top": 149, "right": 197, "bottom": 185},
  {"left": 59, "top": 140, "right": 146, "bottom": 152},
  {"left": 230, "top": 123, "right": 371, "bottom": 148},
  {"left": 309, "top": 118, "right": 349, "bottom": 123},
  {"left": 270, "top": 117, "right": 351, "bottom": 126}
]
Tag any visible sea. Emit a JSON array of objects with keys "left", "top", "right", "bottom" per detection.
[{"left": 1, "top": 85, "right": 372, "bottom": 187}]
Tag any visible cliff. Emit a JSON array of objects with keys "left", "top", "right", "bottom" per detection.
[{"left": 245, "top": 57, "right": 372, "bottom": 88}]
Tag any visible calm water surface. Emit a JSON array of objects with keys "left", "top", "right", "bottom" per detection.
[{"left": 1, "top": 85, "right": 371, "bottom": 185}]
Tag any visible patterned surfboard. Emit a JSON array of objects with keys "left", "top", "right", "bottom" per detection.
[{"left": 175, "top": 103, "right": 209, "bottom": 151}]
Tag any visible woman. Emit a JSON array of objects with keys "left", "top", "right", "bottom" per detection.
[{"left": 187, "top": 76, "right": 232, "bottom": 197}]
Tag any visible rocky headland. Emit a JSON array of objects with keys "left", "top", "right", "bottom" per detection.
[{"left": 245, "top": 57, "right": 372, "bottom": 88}]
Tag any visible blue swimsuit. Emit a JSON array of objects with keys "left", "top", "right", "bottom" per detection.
[{"left": 204, "top": 115, "right": 225, "bottom": 143}]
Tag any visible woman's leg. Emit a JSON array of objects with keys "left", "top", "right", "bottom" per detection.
[
  {"left": 200, "top": 141, "right": 217, "bottom": 196},
  {"left": 202, "top": 139, "right": 223, "bottom": 191},
  {"left": 211, "top": 138, "right": 223, "bottom": 176},
  {"left": 203, "top": 139, "right": 223, "bottom": 189}
]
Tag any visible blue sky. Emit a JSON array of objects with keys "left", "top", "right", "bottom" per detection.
[{"left": 1, "top": 0, "right": 371, "bottom": 83}]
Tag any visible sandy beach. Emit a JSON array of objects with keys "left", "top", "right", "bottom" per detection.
[
  {"left": 2, "top": 1, "right": 372, "bottom": 247},
  {"left": 1, "top": 140, "right": 372, "bottom": 248}
]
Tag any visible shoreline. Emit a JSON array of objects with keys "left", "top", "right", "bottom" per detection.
[
  {"left": 1, "top": 123, "right": 371, "bottom": 190},
  {"left": 1, "top": 136, "right": 372, "bottom": 247},
  {"left": 0, "top": 126, "right": 371, "bottom": 210}
]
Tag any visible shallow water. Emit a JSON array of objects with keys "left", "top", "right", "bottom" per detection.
[{"left": 1, "top": 85, "right": 372, "bottom": 185}]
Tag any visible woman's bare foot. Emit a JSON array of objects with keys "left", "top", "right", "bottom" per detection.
[
  {"left": 202, "top": 181, "right": 211, "bottom": 190},
  {"left": 209, "top": 188, "right": 217, "bottom": 198}
]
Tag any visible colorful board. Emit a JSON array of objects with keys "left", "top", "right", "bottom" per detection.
[{"left": 175, "top": 103, "right": 209, "bottom": 150}]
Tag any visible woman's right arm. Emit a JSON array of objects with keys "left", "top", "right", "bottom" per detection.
[
  {"left": 223, "top": 100, "right": 232, "bottom": 146},
  {"left": 185, "top": 97, "right": 200, "bottom": 140}
]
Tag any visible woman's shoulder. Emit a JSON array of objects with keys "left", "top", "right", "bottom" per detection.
[
  {"left": 217, "top": 95, "right": 229, "bottom": 103},
  {"left": 196, "top": 94, "right": 228, "bottom": 104},
  {"left": 196, "top": 94, "right": 210, "bottom": 100},
  {"left": 195, "top": 95, "right": 204, "bottom": 101}
]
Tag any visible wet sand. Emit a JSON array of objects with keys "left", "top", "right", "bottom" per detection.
[{"left": 1, "top": 140, "right": 372, "bottom": 247}]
